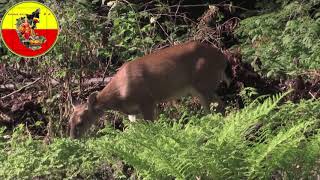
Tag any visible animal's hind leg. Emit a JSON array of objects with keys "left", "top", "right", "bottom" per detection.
[
  {"left": 139, "top": 102, "right": 156, "bottom": 121},
  {"left": 211, "top": 93, "right": 226, "bottom": 114},
  {"left": 192, "top": 87, "right": 225, "bottom": 114},
  {"left": 191, "top": 88, "right": 210, "bottom": 113}
]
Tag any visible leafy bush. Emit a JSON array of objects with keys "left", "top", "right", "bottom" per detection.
[
  {"left": 0, "top": 125, "right": 115, "bottom": 179},
  {"left": 1, "top": 1, "right": 319, "bottom": 179},
  {"left": 236, "top": 1, "right": 320, "bottom": 77},
  {"left": 1, "top": 93, "right": 320, "bottom": 179}
]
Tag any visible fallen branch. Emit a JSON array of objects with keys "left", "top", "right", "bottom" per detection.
[
  {"left": 1, "top": 78, "right": 41, "bottom": 99},
  {"left": 0, "top": 77, "right": 112, "bottom": 91}
]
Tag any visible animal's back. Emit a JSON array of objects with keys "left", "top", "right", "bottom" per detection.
[{"left": 112, "top": 41, "right": 229, "bottom": 103}]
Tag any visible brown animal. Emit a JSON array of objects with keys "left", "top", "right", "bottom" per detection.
[{"left": 69, "top": 41, "right": 233, "bottom": 138}]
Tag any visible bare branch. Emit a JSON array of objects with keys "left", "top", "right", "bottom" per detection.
[{"left": 1, "top": 78, "right": 41, "bottom": 99}]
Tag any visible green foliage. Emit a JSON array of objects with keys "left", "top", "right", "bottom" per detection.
[
  {"left": 42, "top": 0, "right": 108, "bottom": 78},
  {"left": 107, "top": 3, "right": 189, "bottom": 61},
  {"left": 236, "top": 1, "right": 320, "bottom": 77},
  {"left": 239, "top": 87, "right": 259, "bottom": 105},
  {"left": 108, "top": 5, "right": 161, "bottom": 61},
  {"left": 111, "top": 93, "right": 320, "bottom": 179},
  {"left": 1, "top": 1, "right": 320, "bottom": 179},
  {"left": 1, "top": 93, "right": 320, "bottom": 179},
  {"left": 0, "top": 126, "right": 114, "bottom": 179}
]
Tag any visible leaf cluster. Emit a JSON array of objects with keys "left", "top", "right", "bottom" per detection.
[
  {"left": 236, "top": 1, "right": 320, "bottom": 78},
  {"left": 1, "top": 93, "right": 320, "bottom": 179}
]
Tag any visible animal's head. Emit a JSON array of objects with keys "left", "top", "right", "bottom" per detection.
[{"left": 68, "top": 92, "right": 100, "bottom": 139}]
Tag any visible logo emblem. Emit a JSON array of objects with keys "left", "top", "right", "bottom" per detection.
[{"left": 1, "top": 1, "right": 59, "bottom": 57}]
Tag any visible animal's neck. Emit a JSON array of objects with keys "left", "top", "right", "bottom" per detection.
[
  {"left": 90, "top": 106, "right": 105, "bottom": 120},
  {"left": 94, "top": 81, "right": 121, "bottom": 112}
]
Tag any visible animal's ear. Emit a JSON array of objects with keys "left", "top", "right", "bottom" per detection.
[
  {"left": 70, "top": 100, "right": 77, "bottom": 109},
  {"left": 69, "top": 93, "right": 76, "bottom": 108},
  {"left": 70, "top": 99, "right": 81, "bottom": 110},
  {"left": 87, "top": 91, "right": 98, "bottom": 108}
]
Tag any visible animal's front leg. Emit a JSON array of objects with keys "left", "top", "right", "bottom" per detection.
[
  {"left": 139, "top": 102, "right": 155, "bottom": 121},
  {"left": 128, "top": 115, "right": 137, "bottom": 122},
  {"left": 211, "top": 93, "right": 226, "bottom": 115},
  {"left": 191, "top": 88, "right": 210, "bottom": 113}
]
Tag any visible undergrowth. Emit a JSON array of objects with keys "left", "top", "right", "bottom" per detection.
[
  {"left": 236, "top": 1, "right": 320, "bottom": 77},
  {"left": 1, "top": 93, "right": 320, "bottom": 179},
  {"left": 1, "top": 1, "right": 319, "bottom": 179}
]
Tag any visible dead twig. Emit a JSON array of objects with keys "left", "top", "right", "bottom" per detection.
[
  {"left": 1, "top": 78, "right": 41, "bottom": 100},
  {"left": 102, "top": 47, "right": 113, "bottom": 84}
]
